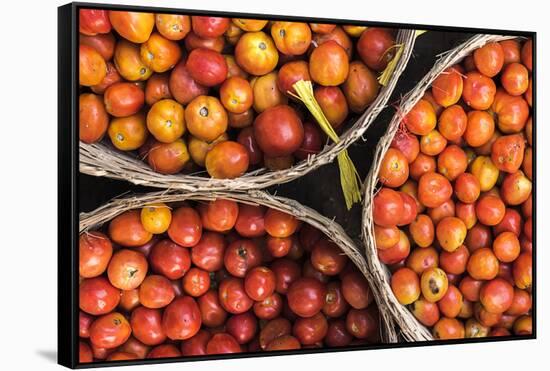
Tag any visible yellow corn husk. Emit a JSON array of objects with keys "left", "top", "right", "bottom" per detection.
[
  {"left": 290, "top": 80, "right": 362, "bottom": 210},
  {"left": 378, "top": 30, "right": 427, "bottom": 86}
]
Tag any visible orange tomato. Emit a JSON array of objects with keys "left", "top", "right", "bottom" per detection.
[
  {"left": 309, "top": 41, "right": 349, "bottom": 86},
  {"left": 431, "top": 67, "right": 463, "bottom": 107},
  {"left": 403, "top": 99, "right": 437, "bottom": 136},
  {"left": 114, "top": 40, "right": 152, "bottom": 81},
  {"left": 109, "top": 11, "right": 155, "bottom": 43},
  {"left": 271, "top": 22, "right": 312, "bottom": 55},
  {"left": 79, "top": 93, "right": 109, "bottom": 144},
  {"left": 108, "top": 113, "right": 148, "bottom": 151},
  {"left": 80, "top": 45, "right": 107, "bottom": 86},
  {"left": 464, "top": 111, "right": 495, "bottom": 147},
  {"left": 473, "top": 42, "right": 504, "bottom": 77},
  {"left": 205, "top": 141, "right": 249, "bottom": 179},
  {"left": 140, "top": 32, "right": 182, "bottom": 73},
  {"left": 462, "top": 72, "right": 496, "bottom": 110},
  {"left": 379, "top": 148, "right": 409, "bottom": 188},
  {"left": 251, "top": 72, "right": 287, "bottom": 113},
  {"left": 141, "top": 203, "right": 172, "bottom": 234},
  {"left": 235, "top": 31, "right": 279, "bottom": 76},
  {"left": 146, "top": 99, "right": 185, "bottom": 143},
  {"left": 155, "top": 14, "right": 191, "bottom": 40},
  {"left": 220, "top": 77, "right": 253, "bottom": 114},
  {"left": 232, "top": 19, "right": 268, "bottom": 32},
  {"left": 185, "top": 96, "right": 228, "bottom": 142}
]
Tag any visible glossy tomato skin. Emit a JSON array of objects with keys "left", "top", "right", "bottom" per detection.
[
  {"left": 343, "top": 61, "right": 380, "bottom": 113},
  {"left": 432, "top": 67, "right": 463, "bottom": 107},
  {"left": 198, "top": 289, "right": 228, "bottom": 327},
  {"left": 309, "top": 40, "right": 349, "bottom": 86},
  {"left": 277, "top": 60, "right": 311, "bottom": 97},
  {"left": 109, "top": 11, "right": 155, "bottom": 43},
  {"left": 224, "top": 239, "right": 262, "bottom": 277},
  {"left": 372, "top": 187, "right": 404, "bottom": 227},
  {"left": 253, "top": 292, "right": 283, "bottom": 320},
  {"left": 79, "top": 277, "right": 120, "bottom": 315},
  {"left": 139, "top": 275, "right": 175, "bottom": 309},
  {"left": 131, "top": 306, "right": 167, "bottom": 346},
  {"left": 293, "top": 312, "right": 328, "bottom": 345},
  {"left": 205, "top": 141, "right": 250, "bottom": 179},
  {"left": 108, "top": 209, "right": 152, "bottom": 247},
  {"left": 79, "top": 341, "right": 93, "bottom": 363},
  {"left": 79, "top": 45, "right": 107, "bottom": 87},
  {"left": 79, "top": 231, "right": 113, "bottom": 278},
  {"left": 226, "top": 312, "right": 258, "bottom": 344},
  {"left": 244, "top": 266, "right": 276, "bottom": 301},
  {"left": 167, "top": 207, "right": 202, "bottom": 247},
  {"left": 462, "top": 72, "right": 497, "bottom": 110},
  {"left": 403, "top": 99, "right": 437, "bottom": 136},
  {"left": 180, "top": 329, "right": 211, "bottom": 356},
  {"left": 206, "top": 333, "right": 242, "bottom": 354},
  {"left": 219, "top": 277, "right": 254, "bottom": 314},
  {"left": 162, "top": 296, "right": 202, "bottom": 340},
  {"left": 287, "top": 277, "right": 327, "bottom": 318},
  {"left": 90, "top": 312, "right": 132, "bottom": 349},
  {"left": 345, "top": 308, "right": 379, "bottom": 340},
  {"left": 186, "top": 48, "right": 228, "bottom": 87},
  {"left": 104, "top": 82, "right": 145, "bottom": 118},
  {"left": 80, "top": 9, "right": 111, "bottom": 35},
  {"left": 198, "top": 199, "right": 239, "bottom": 233},
  {"left": 140, "top": 32, "right": 182, "bottom": 73},
  {"left": 107, "top": 249, "right": 149, "bottom": 290},
  {"left": 235, "top": 31, "right": 279, "bottom": 76},
  {"left": 169, "top": 61, "right": 208, "bottom": 105},
  {"left": 310, "top": 239, "right": 348, "bottom": 276},
  {"left": 391, "top": 267, "right": 421, "bottom": 305},
  {"left": 325, "top": 319, "right": 353, "bottom": 347},
  {"left": 340, "top": 270, "right": 372, "bottom": 309},
  {"left": 149, "top": 239, "right": 191, "bottom": 280},
  {"left": 191, "top": 232, "right": 226, "bottom": 272},
  {"left": 191, "top": 16, "right": 230, "bottom": 38},
  {"left": 147, "top": 344, "right": 181, "bottom": 358},
  {"left": 155, "top": 14, "right": 191, "bottom": 41},
  {"left": 322, "top": 281, "right": 349, "bottom": 317},
  {"left": 91, "top": 62, "right": 121, "bottom": 94},
  {"left": 146, "top": 139, "right": 190, "bottom": 174},
  {"left": 357, "top": 28, "right": 395, "bottom": 71},
  {"left": 254, "top": 105, "right": 304, "bottom": 158},
  {"left": 79, "top": 93, "right": 109, "bottom": 144}
]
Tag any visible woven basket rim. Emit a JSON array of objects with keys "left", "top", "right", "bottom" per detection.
[
  {"left": 80, "top": 188, "right": 399, "bottom": 343},
  {"left": 79, "top": 29, "right": 417, "bottom": 192},
  {"left": 361, "top": 34, "right": 520, "bottom": 342}
]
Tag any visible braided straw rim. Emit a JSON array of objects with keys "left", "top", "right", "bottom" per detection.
[
  {"left": 361, "top": 34, "right": 518, "bottom": 342},
  {"left": 80, "top": 189, "right": 398, "bottom": 343},
  {"left": 79, "top": 29, "right": 417, "bottom": 193}
]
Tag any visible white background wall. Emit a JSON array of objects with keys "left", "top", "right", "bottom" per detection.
[{"left": 0, "top": 0, "right": 545, "bottom": 369}]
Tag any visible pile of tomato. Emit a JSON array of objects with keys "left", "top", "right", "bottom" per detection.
[
  {"left": 79, "top": 9, "right": 396, "bottom": 179},
  {"left": 373, "top": 38, "right": 533, "bottom": 339},
  {"left": 79, "top": 199, "right": 379, "bottom": 362}
]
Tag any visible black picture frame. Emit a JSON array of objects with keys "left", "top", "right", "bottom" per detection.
[{"left": 58, "top": 2, "right": 536, "bottom": 369}]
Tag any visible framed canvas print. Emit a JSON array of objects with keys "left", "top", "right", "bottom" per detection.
[{"left": 58, "top": 2, "right": 535, "bottom": 368}]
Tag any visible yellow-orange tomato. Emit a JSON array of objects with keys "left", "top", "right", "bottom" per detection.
[
  {"left": 109, "top": 11, "right": 155, "bottom": 43},
  {"left": 464, "top": 111, "right": 495, "bottom": 147},
  {"left": 501, "top": 171, "right": 532, "bottom": 206},
  {"left": 185, "top": 96, "right": 228, "bottom": 142},
  {"left": 309, "top": 41, "right": 349, "bottom": 87},
  {"left": 147, "top": 139, "right": 190, "bottom": 175},
  {"left": 374, "top": 225, "right": 401, "bottom": 250},
  {"left": 403, "top": 99, "right": 437, "bottom": 136},
  {"left": 523, "top": 147, "right": 532, "bottom": 180},
  {"left": 155, "top": 14, "right": 191, "bottom": 40},
  {"left": 251, "top": 72, "right": 288, "bottom": 113},
  {"left": 467, "top": 247, "right": 499, "bottom": 280},
  {"left": 342, "top": 25, "right": 367, "bottom": 37},
  {"left": 271, "top": 22, "right": 312, "bottom": 56},
  {"left": 225, "top": 23, "right": 243, "bottom": 45},
  {"left": 141, "top": 203, "right": 172, "bottom": 234},
  {"left": 342, "top": 61, "right": 380, "bottom": 113},
  {"left": 456, "top": 202, "right": 477, "bottom": 229},
  {"left": 309, "top": 23, "right": 336, "bottom": 34},
  {"left": 232, "top": 18, "right": 268, "bottom": 32},
  {"left": 205, "top": 141, "right": 249, "bottom": 179},
  {"left": 379, "top": 148, "right": 409, "bottom": 188},
  {"left": 513, "top": 315, "right": 532, "bottom": 335},
  {"left": 391, "top": 268, "right": 421, "bottom": 305},
  {"left": 464, "top": 318, "right": 489, "bottom": 338},
  {"left": 437, "top": 145, "right": 468, "bottom": 181},
  {"left": 235, "top": 31, "right": 279, "bottom": 76},
  {"left": 114, "top": 40, "right": 152, "bottom": 81},
  {"left": 188, "top": 133, "right": 229, "bottom": 167},
  {"left": 79, "top": 93, "right": 109, "bottom": 144},
  {"left": 470, "top": 156, "right": 499, "bottom": 192},
  {"left": 500, "top": 39, "right": 521, "bottom": 65},
  {"left": 462, "top": 72, "right": 496, "bottom": 110},
  {"left": 409, "top": 214, "right": 434, "bottom": 248},
  {"left": 433, "top": 317, "right": 465, "bottom": 339},
  {"left": 421, "top": 267, "right": 449, "bottom": 303},
  {"left": 146, "top": 99, "right": 185, "bottom": 143},
  {"left": 219, "top": 77, "right": 253, "bottom": 114},
  {"left": 438, "top": 105, "right": 467, "bottom": 141},
  {"left": 108, "top": 113, "right": 148, "bottom": 151},
  {"left": 436, "top": 217, "right": 467, "bottom": 252},
  {"left": 80, "top": 45, "right": 107, "bottom": 86},
  {"left": 420, "top": 130, "right": 447, "bottom": 156},
  {"left": 140, "top": 32, "right": 182, "bottom": 73},
  {"left": 493, "top": 231, "right": 520, "bottom": 263},
  {"left": 492, "top": 89, "right": 530, "bottom": 134},
  {"left": 431, "top": 67, "right": 463, "bottom": 107},
  {"left": 473, "top": 42, "right": 504, "bottom": 77}
]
